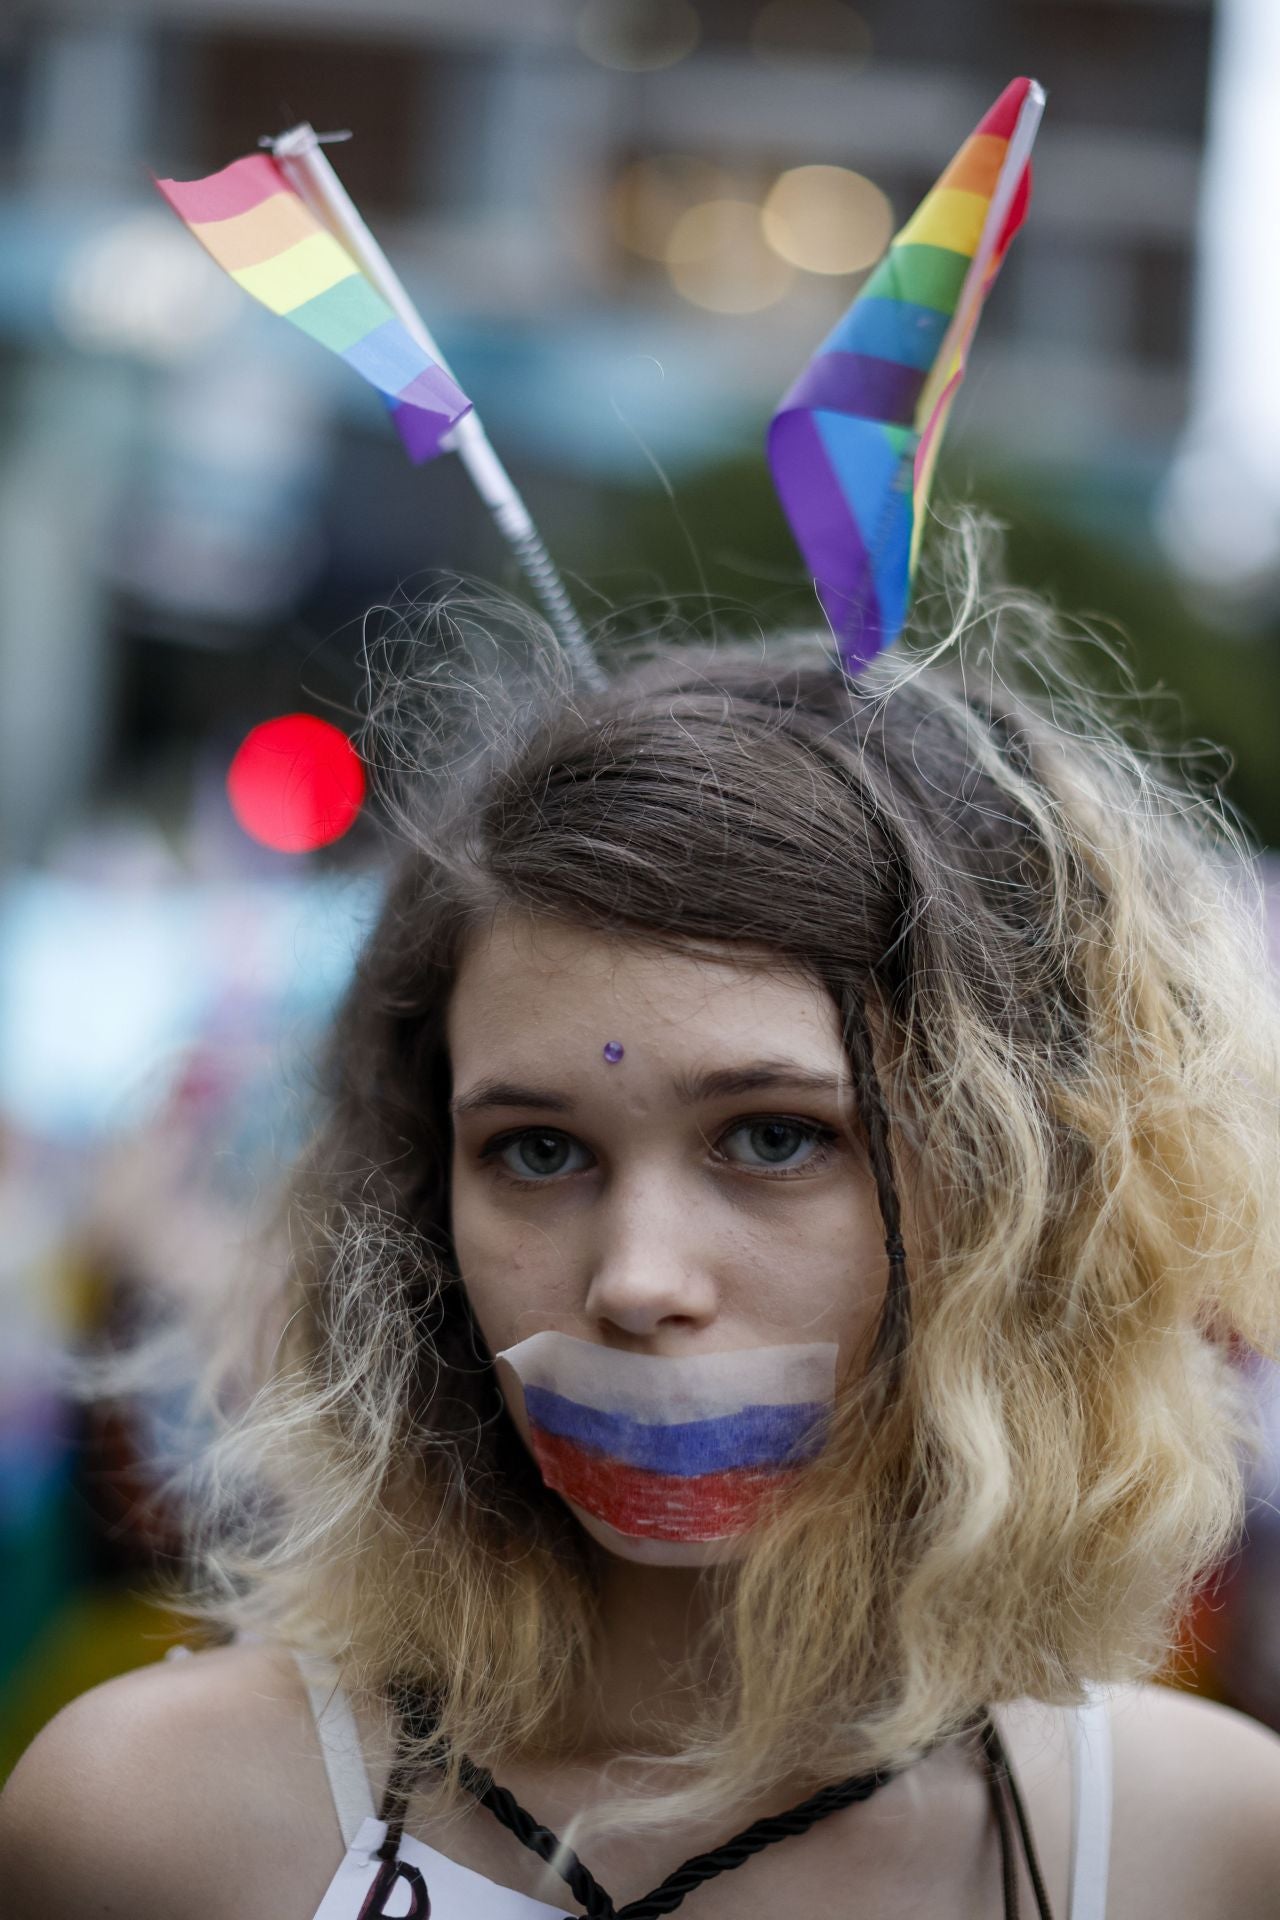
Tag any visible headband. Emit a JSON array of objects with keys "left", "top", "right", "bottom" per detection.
[{"left": 154, "top": 76, "right": 1043, "bottom": 840}]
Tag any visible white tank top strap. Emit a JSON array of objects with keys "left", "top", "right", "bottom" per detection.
[
  {"left": 1067, "top": 1684, "right": 1113, "bottom": 1920},
  {"left": 291, "top": 1647, "right": 379, "bottom": 1850}
]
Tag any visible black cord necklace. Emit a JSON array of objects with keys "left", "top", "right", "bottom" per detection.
[{"left": 362, "top": 1691, "right": 1054, "bottom": 1920}]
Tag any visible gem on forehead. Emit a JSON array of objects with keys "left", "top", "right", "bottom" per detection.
[{"left": 602, "top": 1040, "right": 625, "bottom": 1064}]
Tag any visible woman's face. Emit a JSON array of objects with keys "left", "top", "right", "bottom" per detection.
[{"left": 449, "top": 913, "right": 892, "bottom": 1395}]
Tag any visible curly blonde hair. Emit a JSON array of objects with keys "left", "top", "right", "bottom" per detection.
[{"left": 166, "top": 524, "right": 1280, "bottom": 1845}]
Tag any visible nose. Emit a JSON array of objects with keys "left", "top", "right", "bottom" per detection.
[{"left": 583, "top": 1169, "right": 719, "bottom": 1341}]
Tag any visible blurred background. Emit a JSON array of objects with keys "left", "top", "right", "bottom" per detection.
[{"left": 3, "top": 0, "right": 1280, "bottom": 1778}]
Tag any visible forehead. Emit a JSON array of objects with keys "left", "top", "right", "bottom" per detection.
[{"left": 448, "top": 913, "right": 844, "bottom": 1073}]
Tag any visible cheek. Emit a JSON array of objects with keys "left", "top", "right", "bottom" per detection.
[
  {"left": 450, "top": 1166, "right": 510, "bottom": 1347},
  {"left": 743, "top": 1181, "right": 887, "bottom": 1354},
  {"left": 450, "top": 1163, "right": 576, "bottom": 1351}
]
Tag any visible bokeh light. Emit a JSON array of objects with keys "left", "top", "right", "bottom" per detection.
[
  {"left": 53, "top": 212, "right": 241, "bottom": 364},
  {"left": 226, "top": 715, "right": 365, "bottom": 854},
  {"left": 750, "top": 0, "right": 872, "bottom": 69},
  {"left": 611, "top": 154, "right": 741, "bottom": 261},
  {"left": 665, "top": 199, "right": 795, "bottom": 312},
  {"left": 577, "top": 0, "right": 701, "bottom": 72},
  {"left": 762, "top": 165, "right": 894, "bottom": 275}
]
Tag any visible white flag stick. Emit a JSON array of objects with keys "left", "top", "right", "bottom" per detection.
[{"left": 270, "top": 122, "right": 604, "bottom": 690}]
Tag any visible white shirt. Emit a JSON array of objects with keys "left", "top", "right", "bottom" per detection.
[{"left": 289, "top": 1649, "right": 1113, "bottom": 1919}]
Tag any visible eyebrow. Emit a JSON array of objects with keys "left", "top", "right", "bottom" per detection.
[
  {"left": 450, "top": 1080, "right": 576, "bottom": 1118},
  {"left": 449, "top": 1060, "right": 846, "bottom": 1118},
  {"left": 674, "top": 1062, "right": 846, "bottom": 1105}
]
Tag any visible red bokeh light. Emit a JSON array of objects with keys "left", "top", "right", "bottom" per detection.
[{"left": 226, "top": 713, "right": 365, "bottom": 853}]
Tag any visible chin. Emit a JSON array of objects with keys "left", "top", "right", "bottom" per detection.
[{"left": 568, "top": 1501, "right": 747, "bottom": 1568}]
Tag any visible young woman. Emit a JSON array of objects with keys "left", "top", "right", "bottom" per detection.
[{"left": 3, "top": 578, "right": 1280, "bottom": 1919}]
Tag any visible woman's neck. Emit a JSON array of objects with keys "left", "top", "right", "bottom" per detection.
[{"left": 580, "top": 1558, "right": 720, "bottom": 1753}]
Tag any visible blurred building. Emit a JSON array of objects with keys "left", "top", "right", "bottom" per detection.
[{"left": 0, "top": 0, "right": 1225, "bottom": 856}]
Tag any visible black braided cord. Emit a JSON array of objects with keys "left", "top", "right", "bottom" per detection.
[
  {"left": 981, "top": 1716, "right": 1055, "bottom": 1920},
  {"left": 460, "top": 1755, "right": 616, "bottom": 1918},
  {"left": 453, "top": 1750, "right": 906, "bottom": 1919},
  {"left": 600, "top": 1764, "right": 901, "bottom": 1920},
  {"left": 984, "top": 1725, "right": 1020, "bottom": 1920},
  {"left": 373, "top": 1690, "right": 1054, "bottom": 1920}
]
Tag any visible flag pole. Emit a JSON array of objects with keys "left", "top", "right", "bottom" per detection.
[{"left": 270, "top": 122, "right": 605, "bottom": 691}]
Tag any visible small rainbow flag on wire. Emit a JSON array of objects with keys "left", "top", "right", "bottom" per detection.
[
  {"left": 155, "top": 152, "right": 472, "bottom": 462},
  {"left": 768, "top": 76, "right": 1044, "bottom": 673}
]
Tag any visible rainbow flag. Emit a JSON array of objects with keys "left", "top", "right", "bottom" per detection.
[
  {"left": 768, "top": 77, "right": 1044, "bottom": 673},
  {"left": 155, "top": 152, "right": 472, "bottom": 462},
  {"left": 499, "top": 1333, "right": 836, "bottom": 1546}
]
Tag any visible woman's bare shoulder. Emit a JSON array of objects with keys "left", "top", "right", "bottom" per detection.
[
  {"left": 1106, "top": 1682, "right": 1280, "bottom": 1919},
  {"left": 0, "top": 1640, "right": 343, "bottom": 1920},
  {"left": 1108, "top": 1677, "right": 1280, "bottom": 1792},
  {"left": 996, "top": 1682, "right": 1280, "bottom": 1920}
]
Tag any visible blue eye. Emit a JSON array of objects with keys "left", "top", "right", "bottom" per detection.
[
  {"left": 496, "top": 1130, "right": 592, "bottom": 1180},
  {"left": 718, "top": 1119, "right": 832, "bottom": 1171}
]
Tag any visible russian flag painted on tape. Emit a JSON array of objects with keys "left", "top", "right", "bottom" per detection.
[
  {"left": 154, "top": 152, "right": 472, "bottom": 463},
  {"left": 498, "top": 1333, "right": 838, "bottom": 1545},
  {"left": 767, "top": 76, "right": 1044, "bottom": 674}
]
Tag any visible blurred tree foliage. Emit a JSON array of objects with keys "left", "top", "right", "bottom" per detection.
[{"left": 554, "top": 444, "right": 1280, "bottom": 849}]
